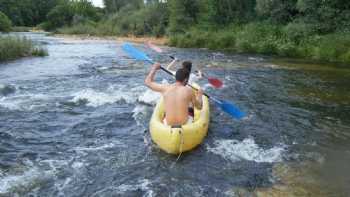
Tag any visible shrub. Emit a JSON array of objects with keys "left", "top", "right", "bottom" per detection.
[
  {"left": 283, "top": 22, "right": 317, "bottom": 43},
  {"left": 0, "top": 36, "right": 48, "bottom": 62}
]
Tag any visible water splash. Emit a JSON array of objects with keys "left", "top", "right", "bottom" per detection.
[
  {"left": 207, "top": 138, "right": 285, "bottom": 163},
  {"left": 70, "top": 86, "right": 145, "bottom": 107}
]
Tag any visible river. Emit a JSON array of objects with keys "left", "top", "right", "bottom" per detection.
[{"left": 0, "top": 32, "right": 349, "bottom": 196}]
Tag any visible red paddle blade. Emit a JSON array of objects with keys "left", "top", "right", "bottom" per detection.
[
  {"left": 146, "top": 41, "right": 163, "bottom": 53},
  {"left": 207, "top": 77, "right": 223, "bottom": 88}
]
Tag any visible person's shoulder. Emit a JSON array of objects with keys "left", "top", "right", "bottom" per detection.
[{"left": 184, "top": 86, "right": 194, "bottom": 95}]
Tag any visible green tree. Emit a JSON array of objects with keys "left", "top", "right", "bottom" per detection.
[
  {"left": 207, "top": 0, "right": 256, "bottom": 25},
  {"left": 71, "top": 0, "right": 101, "bottom": 21},
  {"left": 45, "top": 1, "right": 74, "bottom": 30},
  {"left": 0, "top": 0, "right": 59, "bottom": 26},
  {"left": 103, "top": 0, "right": 143, "bottom": 13},
  {"left": 0, "top": 11, "right": 12, "bottom": 32},
  {"left": 256, "top": 0, "right": 297, "bottom": 24},
  {"left": 296, "top": 0, "right": 350, "bottom": 32},
  {"left": 168, "top": 0, "right": 200, "bottom": 33}
]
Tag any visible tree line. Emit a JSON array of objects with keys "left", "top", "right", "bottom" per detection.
[
  {"left": 1, "top": 0, "right": 349, "bottom": 34},
  {"left": 1, "top": 0, "right": 349, "bottom": 63}
]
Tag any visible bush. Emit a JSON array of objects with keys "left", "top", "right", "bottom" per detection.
[
  {"left": 283, "top": 22, "right": 317, "bottom": 43},
  {"left": 0, "top": 11, "right": 12, "bottom": 32}
]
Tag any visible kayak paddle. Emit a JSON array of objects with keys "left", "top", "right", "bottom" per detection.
[
  {"left": 121, "top": 42, "right": 245, "bottom": 119},
  {"left": 169, "top": 56, "right": 223, "bottom": 88}
]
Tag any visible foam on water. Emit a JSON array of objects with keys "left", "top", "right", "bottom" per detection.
[
  {"left": 117, "top": 179, "right": 153, "bottom": 195},
  {"left": 133, "top": 105, "right": 149, "bottom": 126},
  {"left": 75, "top": 142, "right": 117, "bottom": 152},
  {"left": 0, "top": 167, "right": 52, "bottom": 195},
  {"left": 207, "top": 138, "right": 285, "bottom": 163}
]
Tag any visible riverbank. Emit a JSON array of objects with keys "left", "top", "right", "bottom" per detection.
[
  {"left": 0, "top": 36, "right": 48, "bottom": 62},
  {"left": 54, "top": 34, "right": 168, "bottom": 45},
  {"left": 55, "top": 26, "right": 350, "bottom": 65}
]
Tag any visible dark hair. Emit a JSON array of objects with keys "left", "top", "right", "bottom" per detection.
[
  {"left": 175, "top": 68, "right": 189, "bottom": 83},
  {"left": 182, "top": 61, "right": 192, "bottom": 72}
]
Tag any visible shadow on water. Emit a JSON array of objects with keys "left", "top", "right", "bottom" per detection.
[{"left": 0, "top": 33, "right": 349, "bottom": 196}]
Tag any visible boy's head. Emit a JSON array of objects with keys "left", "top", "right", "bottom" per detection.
[
  {"left": 182, "top": 61, "right": 192, "bottom": 73},
  {"left": 175, "top": 68, "right": 190, "bottom": 85}
]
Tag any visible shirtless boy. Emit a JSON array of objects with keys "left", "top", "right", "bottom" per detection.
[{"left": 145, "top": 63, "right": 203, "bottom": 126}]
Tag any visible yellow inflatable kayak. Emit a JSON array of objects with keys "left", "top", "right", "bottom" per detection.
[{"left": 149, "top": 86, "right": 210, "bottom": 154}]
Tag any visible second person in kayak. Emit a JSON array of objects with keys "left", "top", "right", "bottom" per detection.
[
  {"left": 167, "top": 59, "right": 202, "bottom": 84},
  {"left": 145, "top": 63, "right": 203, "bottom": 126}
]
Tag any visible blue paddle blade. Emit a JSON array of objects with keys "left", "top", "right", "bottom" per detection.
[
  {"left": 122, "top": 43, "right": 153, "bottom": 63},
  {"left": 218, "top": 99, "right": 246, "bottom": 119}
]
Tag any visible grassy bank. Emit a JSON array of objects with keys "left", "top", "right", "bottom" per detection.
[
  {"left": 169, "top": 23, "right": 350, "bottom": 64},
  {"left": 11, "top": 26, "right": 32, "bottom": 32},
  {"left": 0, "top": 36, "right": 48, "bottom": 62}
]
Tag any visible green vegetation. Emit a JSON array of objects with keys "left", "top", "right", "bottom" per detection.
[
  {"left": 0, "top": 11, "right": 12, "bottom": 32},
  {"left": 1, "top": 0, "right": 350, "bottom": 63},
  {"left": 169, "top": 23, "right": 350, "bottom": 63},
  {"left": 0, "top": 36, "right": 48, "bottom": 62}
]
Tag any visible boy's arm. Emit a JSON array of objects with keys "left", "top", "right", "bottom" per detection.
[
  {"left": 166, "top": 58, "right": 177, "bottom": 71},
  {"left": 145, "top": 63, "right": 168, "bottom": 93}
]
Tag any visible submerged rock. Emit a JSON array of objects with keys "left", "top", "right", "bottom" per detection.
[{"left": 0, "top": 84, "right": 16, "bottom": 96}]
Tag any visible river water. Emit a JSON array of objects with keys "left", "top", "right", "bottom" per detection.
[{"left": 0, "top": 32, "right": 349, "bottom": 196}]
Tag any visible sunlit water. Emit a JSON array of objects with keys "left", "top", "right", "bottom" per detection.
[{"left": 0, "top": 33, "right": 349, "bottom": 196}]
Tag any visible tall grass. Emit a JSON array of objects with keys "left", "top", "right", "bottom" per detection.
[
  {"left": 169, "top": 23, "right": 350, "bottom": 64},
  {"left": 0, "top": 36, "right": 48, "bottom": 62}
]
